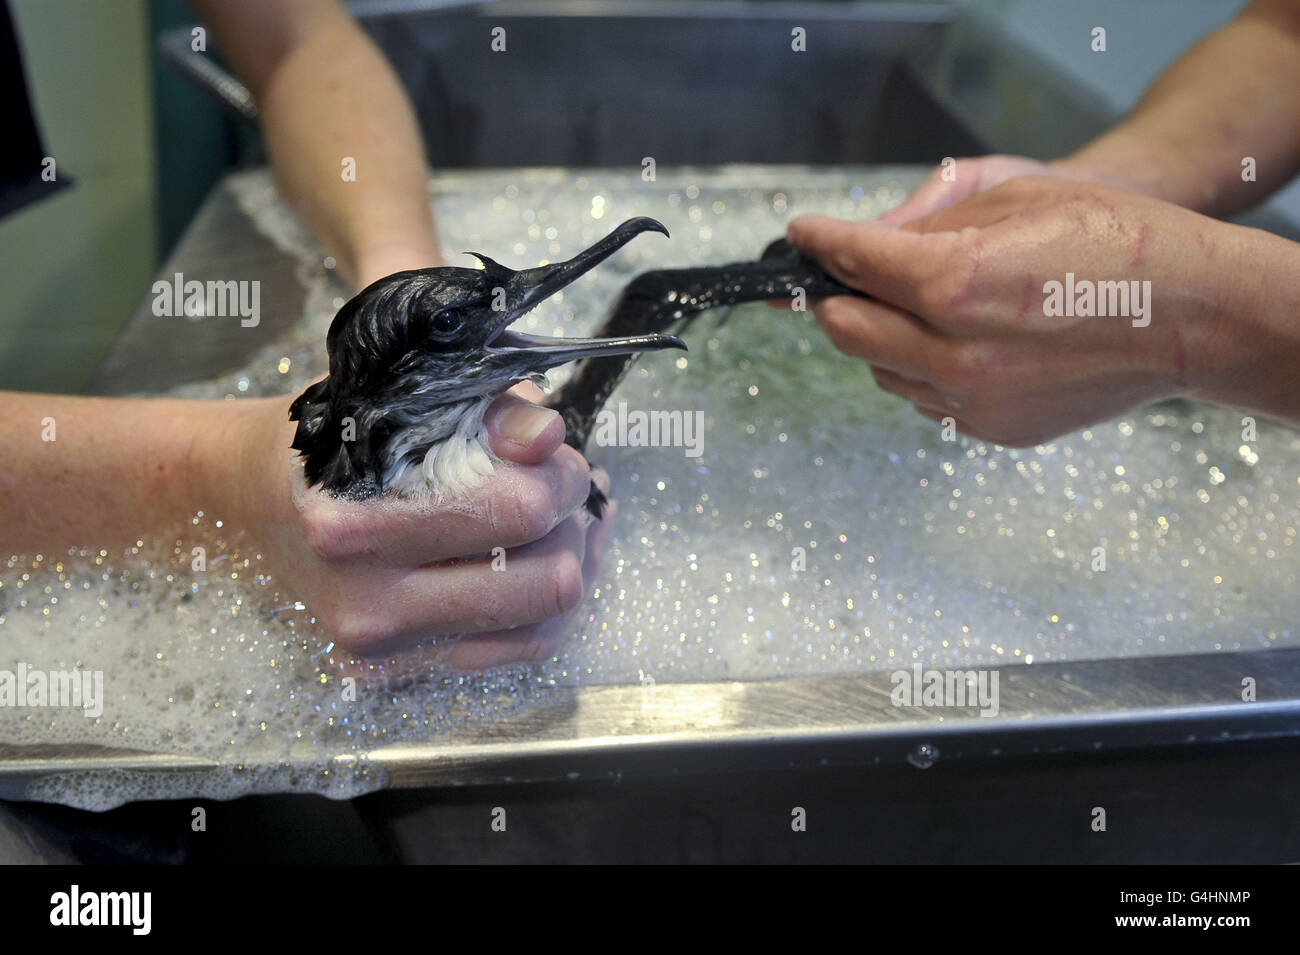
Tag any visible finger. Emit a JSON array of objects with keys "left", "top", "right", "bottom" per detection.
[
  {"left": 582, "top": 494, "right": 615, "bottom": 578},
  {"left": 913, "top": 405, "right": 975, "bottom": 433},
  {"left": 876, "top": 164, "right": 970, "bottom": 225},
  {"left": 911, "top": 405, "right": 1018, "bottom": 446},
  {"left": 343, "top": 511, "right": 592, "bottom": 650},
  {"left": 321, "top": 625, "right": 564, "bottom": 683},
  {"left": 439, "top": 622, "right": 568, "bottom": 672},
  {"left": 303, "top": 443, "right": 595, "bottom": 566},
  {"left": 882, "top": 157, "right": 1053, "bottom": 228},
  {"left": 767, "top": 296, "right": 833, "bottom": 311},
  {"left": 484, "top": 390, "right": 565, "bottom": 464},
  {"left": 900, "top": 174, "right": 1074, "bottom": 236},
  {"left": 323, "top": 496, "right": 619, "bottom": 677},
  {"left": 813, "top": 296, "right": 947, "bottom": 383},
  {"left": 588, "top": 464, "right": 612, "bottom": 501},
  {"left": 900, "top": 183, "right": 1026, "bottom": 236},
  {"left": 870, "top": 367, "right": 950, "bottom": 409},
  {"left": 321, "top": 610, "right": 566, "bottom": 682},
  {"left": 438, "top": 497, "right": 619, "bottom": 672},
  {"left": 509, "top": 380, "right": 547, "bottom": 403},
  {"left": 786, "top": 214, "right": 950, "bottom": 315}
]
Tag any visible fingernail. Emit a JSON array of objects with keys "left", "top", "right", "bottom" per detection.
[{"left": 498, "top": 403, "right": 559, "bottom": 445}]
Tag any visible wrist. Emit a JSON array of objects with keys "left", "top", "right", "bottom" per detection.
[
  {"left": 189, "top": 396, "right": 293, "bottom": 539},
  {"left": 1049, "top": 144, "right": 1161, "bottom": 196},
  {"left": 1184, "top": 224, "right": 1300, "bottom": 419},
  {"left": 1056, "top": 129, "right": 1218, "bottom": 211}
]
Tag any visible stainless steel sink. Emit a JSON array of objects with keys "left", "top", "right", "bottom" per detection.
[
  {"left": 3, "top": 0, "right": 1298, "bottom": 861},
  {"left": 163, "top": 0, "right": 983, "bottom": 166}
]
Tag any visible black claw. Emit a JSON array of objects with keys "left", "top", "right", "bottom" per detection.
[{"left": 585, "top": 478, "right": 608, "bottom": 519}]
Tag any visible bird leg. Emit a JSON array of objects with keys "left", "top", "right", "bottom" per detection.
[{"left": 549, "top": 237, "right": 863, "bottom": 515}]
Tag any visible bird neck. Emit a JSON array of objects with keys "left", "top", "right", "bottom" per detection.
[{"left": 381, "top": 394, "right": 497, "bottom": 497}]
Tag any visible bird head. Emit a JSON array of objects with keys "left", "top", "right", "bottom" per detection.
[
  {"left": 324, "top": 216, "right": 682, "bottom": 405},
  {"left": 291, "top": 217, "right": 684, "bottom": 494}
]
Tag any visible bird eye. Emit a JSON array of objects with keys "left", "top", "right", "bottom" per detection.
[{"left": 430, "top": 309, "right": 461, "bottom": 335}]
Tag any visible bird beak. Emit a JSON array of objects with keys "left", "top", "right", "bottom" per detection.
[{"left": 487, "top": 217, "right": 686, "bottom": 367}]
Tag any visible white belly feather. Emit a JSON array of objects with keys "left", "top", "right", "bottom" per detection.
[{"left": 381, "top": 395, "right": 496, "bottom": 496}]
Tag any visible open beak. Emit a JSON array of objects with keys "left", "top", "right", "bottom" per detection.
[{"left": 487, "top": 217, "right": 686, "bottom": 368}]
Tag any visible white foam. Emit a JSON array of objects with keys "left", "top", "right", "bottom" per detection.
[{"left": 3, "top": 166, "right": 1297, "bottom": 809}]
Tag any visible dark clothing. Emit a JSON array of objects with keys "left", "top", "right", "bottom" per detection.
[{"left": 0, "top": 0, "right": 71, "bottom": 219}]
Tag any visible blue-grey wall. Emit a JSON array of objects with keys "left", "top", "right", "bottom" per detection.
[
  {"left": 0, "top": 0, "right": 157, "bottom": 393},
  {"left": 960, "top": 0, "right": 1300, "bottom": 220}
]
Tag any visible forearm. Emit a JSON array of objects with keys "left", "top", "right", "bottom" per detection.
[
  {"left": 0, "top": 393, "right": 260, "bottom": 556},
  {"left": 192, "top": 0, "right": 441, "bottom": 287},
  {"left": 1194, "top": 227, "right": 1300, "bottom": 422},
  {"left": 257, "top": 15, "right": 441, "bottom": 285},
  {"left": 1057, "top": 0, "right": 1300, "bottom": 217}
]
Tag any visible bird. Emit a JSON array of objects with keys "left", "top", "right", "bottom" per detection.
[
  {"left": 288, "top": 217, "right": 685, "bottom": 511},
  {"left": 290, "top": 217, "right": 862, "bottom": 518}
]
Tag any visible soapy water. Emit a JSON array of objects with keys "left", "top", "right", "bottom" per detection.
[{"left": 3, "top": 166, "right": 1298, "bottom": 809}]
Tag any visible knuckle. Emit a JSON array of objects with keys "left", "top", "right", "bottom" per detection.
[
  {"left": 516, "top": 632, "right": 556, "bottom": 664},
  {"left": 453, "top": 586, "right": 507, "bottom": 630},
  {"left": 555, "top": 446, "right": 592, "bottom": 506},
  {"left": 870, "top": 366, "right": 904, "bottom": 396},
  {"left": 529, "top": 553, "right": 584, "bottom": 620},
  {"left": 831, "top": 243, "right": 866, "bottom": 279},
  {"left": 1058, "top": 191, "right": 1101, "bottom": 221},
  {"left": 920, "top": 233, "right": 983, "bottom": 317},
  {"left": 301, "top": 506, "right": 362, "bottom": 561},
  {"left": 934, "top": 341, "right": 994, "bottom": 395},
  {"left": 964, "top": 401, "right": 1030, "bottom": 447},
  {"left": 329, "top": 606, "right": 394, "bottom": 651},
  {"left": 552, "top": 553, "right": 585, "bottom": 616},
  {"left": 818, "top": 301, "right": 861, "bottom": 352},
  {"left": 501, "top": 487, "right": 557, "bottom": 543},
  {"left": 990, "top": 418, "right": 1048, "bottom": 448},
  {"left": 915, "top": 272, "right": 961, "bottom": 315},
  {"left": 1000, "top": 435, "right": 1040, "bottom": 449}
]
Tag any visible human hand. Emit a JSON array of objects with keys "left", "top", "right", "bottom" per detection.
[
  {"left": 219, "top": 382, "right": 609, "bottom": 671},
  {"left": 788, "top": 177, "right": 1271, "bottom": 446},
  {"left": 878, "top": 154, "right": 1117, "bottom": 226}
]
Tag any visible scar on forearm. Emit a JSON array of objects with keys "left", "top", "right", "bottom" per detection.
[{"left": 1128, "top": 222, "right": 1152, "bottom": 268}]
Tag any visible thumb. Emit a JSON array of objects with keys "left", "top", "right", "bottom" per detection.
[
  {"left": 485, "top": 392, "right": 565, "bottom": 465},
  {"left": 878, "top": 163, "right": 969, "bottom": 225}
]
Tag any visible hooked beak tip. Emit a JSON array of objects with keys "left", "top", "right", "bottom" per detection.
[
  {"left": 629, "top": 216, "right": 670, "bottom": 240},
  {"left": 500, "top": 216, "right": 673, "bottom": 318}
]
